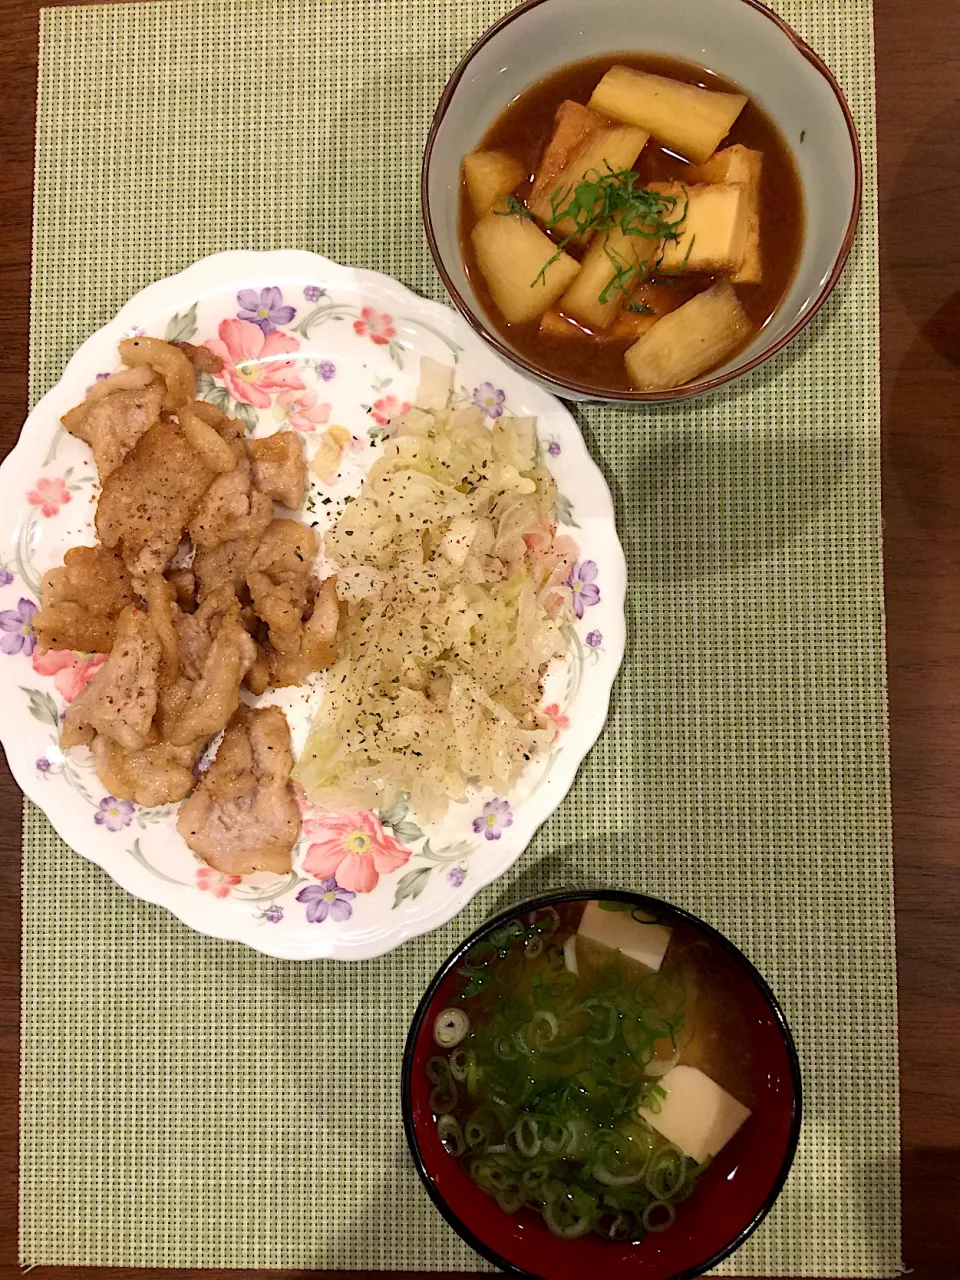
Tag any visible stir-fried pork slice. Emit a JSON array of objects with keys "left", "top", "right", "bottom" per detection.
[
  {"left": 91, "top": 735, "right": 196, "bottom": 807},
  {"left": 245, "top": 518, "right": 316, "bottom": 643},
  {"left": 61, "top": 605, "right": 161, "bottom": 749},
  {"left": 61, "top": 367, "right": 165, "bottom": 479},
  {"left": 188, "top": 455, "right": 274, "bottom": 548},
  {"left": 96, "top": 421, "right": 216, "bottom": 576},
  {"left": 268, "top": 575, "right": 340, "bottom": 686},
  {"left": 247, "top": 432, "right": 307, "bottom": 509},
  {"left": 193, "top": 536, "right": 259, "bottom": 601},
  {"left": 176, "top": 704, "right": 300, "bottom": 875},
  {"left": 33, "top": 545, "right": 135, "bottom": 653},
  {"left": 169, "top": 603, "right": 256, "bottom": 746},
  {"left": 172, "top": 342, "right": 224, "bottom": 377}
]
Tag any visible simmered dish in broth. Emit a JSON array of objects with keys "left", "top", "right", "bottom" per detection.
[
  {"left": 459, "top": 54, "right": 804, "bottom": 393},
  {"left": 427, "top": 899, "right": 758, "bottom": 1243}
]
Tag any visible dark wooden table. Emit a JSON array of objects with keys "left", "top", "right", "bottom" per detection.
[{"left": 1, "top": 1, "right": 958, "bottom": 1278}]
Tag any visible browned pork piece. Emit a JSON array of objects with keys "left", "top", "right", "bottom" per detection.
[
  {"left": 246, "top": 431, "right": 307, "bottom": 509},
  {"left": 61, "top": 605, "right": 162, "bottom": 749},
  {"left": 95, "top": 421, "right": 217, "bottom": 576},
  {"left": 61, "top": 366, "right": 165, "bottom": 480},
  {"left": 176, "top": 704, "right": 300, "bottom": 875},
  {"left": 33, "top": 544, "right": 136, "bottom": 653}
]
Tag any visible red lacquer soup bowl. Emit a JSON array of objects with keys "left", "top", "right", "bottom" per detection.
[{"left": 401, "top": 890, "right": 801, "bottom": 1280}]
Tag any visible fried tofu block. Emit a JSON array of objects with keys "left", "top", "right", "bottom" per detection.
[
  {"left": 648, "top": 181, "right": 749, "bottom": 275},
  {"left": 95, "top": 421, "right": 217, "bottom": 576},
  {"left": 529, "top": 124, "right": 649, "bottom": 238},
  {"left": 688, "top": 145, "right": 762, "bottom": 284},
  {"left": 246, "top": 431, "right": 307, "bottom": 509},
  {"left": 529, "top": 100, "right": 606, "bottom": 211},
  {"left": 589, "top": 66, "right": 747, "bottom": 164},
  {"left": 624, "top": 280, "right": 750, "bottom": 391},
  {"left": 462, "top": 150, "right": 527, "bottom": 218},
  {"left": 471, "top": 214, "right": 581, "bottom": 323},
  {"left": 33, "top": 545, "right": 136, "bottom": 653}
]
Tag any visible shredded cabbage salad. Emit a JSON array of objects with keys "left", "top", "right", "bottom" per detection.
[{"left": 293, "top": 360, "right": 579, "bottom": 822}]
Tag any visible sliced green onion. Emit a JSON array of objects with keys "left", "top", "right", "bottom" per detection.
[
  {"left": 437, "top": 1114, "right": 466, "bottom": 1157},
  {"left": 429, "top": 1082, "right": 457, "bottom": 1114},
  {"left": 593, "top": 1164, "right": 647, "bottom": 1187},
  {"left": 642, "top": 1200, "right": 677, "bottom": 1233},
  {"left": 426, "top": 1056, "right": 450, "bottom": 1086},
  {"left": 512, "top": 1115, "right": 542, "bottom": 1158},
  {"left": 449, "top": 1048, "right": 469, "bottom": 1081},
  {"left": 496, "top": 1189, "right": 523, "bottom": 1214},
  {"left": 645, "top": 1144, "right": 686, "bottom": 1200},
  {"left": 544, "top": 1194, "right": 594, "bottom": 1239},
  {"left": 434, "top": 1008, "right": 470, "bottom": 1048}
]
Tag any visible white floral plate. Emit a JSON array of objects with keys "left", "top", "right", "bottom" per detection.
[{"left": 0, "top": 250, "right": 625, "bottom": 959}]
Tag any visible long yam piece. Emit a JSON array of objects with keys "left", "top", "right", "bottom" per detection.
[
  {"left": 589, "top": 66, "right": 747, "bottom": 164},
  {"left": 471, "top": 214, "right": 581, "bottom": 323},
  {"left": 463, "top": 150, "right": 527, "bottom": 218},
  {"left": 624, "top": 280, "right": 750, "bottom": 391}
]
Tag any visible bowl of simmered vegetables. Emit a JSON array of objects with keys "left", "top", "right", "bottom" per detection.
[
  {"left": 401, "top": 891, "right": 801, "bottom": 1279},
  {"left": 422, "top": 0, "right": 861, "bottom": 402}
]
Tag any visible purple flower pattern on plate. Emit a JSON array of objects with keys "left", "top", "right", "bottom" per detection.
[
  {"left": 586, "top": 630, "right": 602, "bottom": 648},
  {"left": 0, "top": 569, "right": 14, "bottom": 587},
  {"left": 448, "top": 867, "right": 465, "bottom": 887},
  {"left": 94, "top": 796, "right": 135, "bottom": 832},
  {"left": 318, "top": 360, "right": 336, "bottom": 382},
  {"left": 237, "top": 286, "right": 296, "bottom": 334},
  {"left": 0, "top": 597, "right": 37, "bottom": 655},
  {"left": 472, "top": 798, "right": 513, "bottom": 841},
  {"left": 36, "top": 756, "right": 51, "bottom": 773},
  {"left": 303, "top": 285, "right": 323, "bottom": 303},
  {"left": 261, "top": 904, "right": 284, "bottom": 923},
  {"left": 297, "top": 878, "right": 355, "bottom": 923},
  {"left": 548, "top": 441, "right": 561, "bottom": 457},
  {"left": 568, "top": 561, "right": 600, "bottom": 620},
  {"left": 472, "top": 382, "right": 505, "bottom": 419}
]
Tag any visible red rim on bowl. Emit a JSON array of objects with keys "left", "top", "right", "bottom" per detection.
[
  {"left": 401, "top": 890, "right": 802, "bottom": 1280},
  {"left": 422, "top": 0, "right": 863, "bottom": 403}
]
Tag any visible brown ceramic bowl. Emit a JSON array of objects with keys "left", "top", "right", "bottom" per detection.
[{"left": 422, "top": 0, "right": 861, "bottom": 404}]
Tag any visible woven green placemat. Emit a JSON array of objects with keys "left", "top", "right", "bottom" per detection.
[{"left": 19, "top": 0, "right": 897, "bottom": 1273}]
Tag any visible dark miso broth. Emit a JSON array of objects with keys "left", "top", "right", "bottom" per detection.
[
  {"left": 426, "top": 898, "right": 761, "bottom": 1244},
  {"left": 459, "top": 53, "right": 805, "bottom": 393}
]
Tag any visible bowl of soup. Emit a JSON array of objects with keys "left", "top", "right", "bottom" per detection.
[
  {"left": 422, "top": 0, "right": 861, "bottom": 402},
  {"left": 402, "top": 891, "right": 801, "bottom": 1278}
]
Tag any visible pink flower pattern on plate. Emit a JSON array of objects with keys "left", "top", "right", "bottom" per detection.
[
  {"left": 302, "top": 810, "right": 411, "bottom": 893},
  {"left": 272, "top": 388, "right": 332, "bottom": 433},
  {"left": 32, "top": 649, "right": 107, "bottom": 701},
  {"left": 369, "top": 396, "right": 411, "bottom": 432},
  {"left": 27, "top": 477, "right": 71, "bottom": 517},
  {"left": 540, "top": 702, "right": 571, "bottom": 740},
  {"left": 204, "top": 317, "right": 304, "bottom": 409},
  {"left": 353, "top": 307, "right": 396, "bottom": 346},
  {"left": 196, "top": 866, "right": 242, "bottom": 898}
]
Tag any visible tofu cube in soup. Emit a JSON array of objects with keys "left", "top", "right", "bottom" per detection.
[
  {"left": 689, "top": 145, "right": 763, "bottom": 283},
  {"left": 624, "top": 280, "right": 750, "bottom": 391},
  {"left": 529, "top": 100, "right": 609, "bottom": 212},
  {"left": 649, "top": 181, "right": 750, "bottom": 275},
  {"left": 471, "top": 213, "right": 581, "bottom": 323},
  {"left": 637, "top": 1064, "right": 751, "bottom": 1163},
  {"left": 529, "top": 123, "right": 649, "bottom": 238},
  {"left": 577, "top": 898, "right": 673, "bottom": 971},
  {"left": 589, "top": 66, "right": 747, "bottom": 164},
  {"left": 462, "top": 150, "right": 527, "bottom": 218}
]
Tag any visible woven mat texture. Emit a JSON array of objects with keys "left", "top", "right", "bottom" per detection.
[{"left": 19, "top": 0, "right": 897, "bottom": 1273}]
